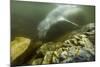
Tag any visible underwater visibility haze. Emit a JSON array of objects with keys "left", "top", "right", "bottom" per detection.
[{"left": 11, "top": 1, "right": 95, "bottom": 66}]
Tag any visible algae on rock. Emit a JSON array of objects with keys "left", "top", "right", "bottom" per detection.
[{"left": 11, "top": 37, "right": 31, "bottom": 65}]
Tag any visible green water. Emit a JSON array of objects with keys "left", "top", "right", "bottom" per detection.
[{"left": 11, "top": 1, "right": 95, "bottom": 41}]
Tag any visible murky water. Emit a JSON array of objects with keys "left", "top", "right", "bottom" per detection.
[
  {"left": 11, "top": 1, "right": 95, "bottom": 42},
  {"left": 11, "top": 1, "right": 95, "bottom": 66}
]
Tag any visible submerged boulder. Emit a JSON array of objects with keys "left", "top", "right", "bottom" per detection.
[{"left": 11, "top": 37, "right": 32, "bottom": 65}]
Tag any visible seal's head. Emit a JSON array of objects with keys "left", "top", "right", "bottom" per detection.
[{"left": 37, "top": 5, "right": 89, "bottom": 42}]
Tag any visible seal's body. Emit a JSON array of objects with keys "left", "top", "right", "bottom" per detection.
[{"left": 37, "top": 5, "right": 88, "bottom": 42}]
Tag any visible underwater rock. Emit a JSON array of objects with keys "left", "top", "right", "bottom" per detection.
[
  {"left": 52, "top": 34, "right": 94, "bottom": 63},
  {"left": 29, "top": 58, "right": 43, "bottom": 65},
  {"left": 11, "top": 37, "right": 33, "bottom": 65},
  {"left": 11, "top": 37, "right": 31, "bottom": 61},
  {"left": 81, "top": 23, "right": 95, "bottom": 44},
  {"left": 37, "top": 5, "right": 89, "bottom": 42},
  {"left": 81, "top": 23, "right": 95, "bottom": 33},
  {"left": 42, "top": 51, "right": 54, "bottom": 64},
  {"left": 72, "top": 48, "right": 94, "bottom": 62},
  {"left": 36, "top": 42, "right": 55, "bottom": 55},
  {"left": 37, "top": 42, "right": 63, "bottom": 55},
  {"left": 35, "top": 25, "right": 95, "bottom": 64}
]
